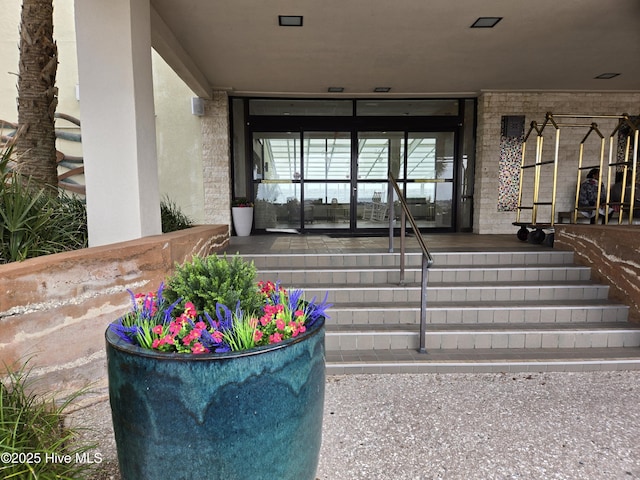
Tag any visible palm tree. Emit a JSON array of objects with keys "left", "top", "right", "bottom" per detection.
[{"left": 15, "top": 0, "right": 58, "bottom": 188}]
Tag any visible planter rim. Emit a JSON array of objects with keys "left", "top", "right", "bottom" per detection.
[{"left": 105, "top": 315, "right": 325, "bottom": 361}]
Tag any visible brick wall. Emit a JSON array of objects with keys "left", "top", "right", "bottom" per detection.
[
  {"left": 475, "top": 92, "right": 640, "bottom": 234},
  {"left": 0, "top": 225, "right": 228, "bottom": 394}
]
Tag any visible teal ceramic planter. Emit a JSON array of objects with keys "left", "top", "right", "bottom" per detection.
[{"left": 106, "top": 316, "right": 325, "bottom": 480}]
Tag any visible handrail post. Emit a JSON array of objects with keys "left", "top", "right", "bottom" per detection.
[
  {"left": 400, "top": 208, "right": 406, "bottom": 284},
  {"left": 419, "top": 254, "right": 429, "bottom": 353},
  {"left": 387, "top": 171, "right": 432, "bottom": 354},
  {"left": 388, "top": 183, "right": 394, "bottom": 253}
]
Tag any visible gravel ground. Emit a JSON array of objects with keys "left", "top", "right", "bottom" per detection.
[{"left": 74, "top": 371, "right": 640, "bottom": 480}]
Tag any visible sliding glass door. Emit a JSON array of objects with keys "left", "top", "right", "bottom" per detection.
[
  {"left": 252, "top": 131, "right": 352, "bottom": 230},
  {"left": 303, "top": 132, "right": 351, "bottom": 230}
]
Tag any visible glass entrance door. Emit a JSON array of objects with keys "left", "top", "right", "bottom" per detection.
[
  {"left": 403, "top": 132, "right": 455, "bottom": 228},
  {"left": 303, "top": 132, "right": 351, "bottom": 230},
  {"left": 356, "top": 132, "right": 455, "bottom": 229},
  {"left": 252, "top": 131, "right": 351, "bottom": 231},
  {"left": 251, "top": 130, "right": 456, "bottom": 232}
]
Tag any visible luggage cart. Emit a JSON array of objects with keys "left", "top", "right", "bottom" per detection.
[
  {"left": 602, "top": 115, "right": 639, "bottom": 225},
  {"left": 513, "top": 113, "right": 561, "bottom": 244},
  {"left": 570, "top": 123, "right": 606, "bottom": 224}
]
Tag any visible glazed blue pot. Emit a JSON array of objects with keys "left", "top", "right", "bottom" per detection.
[{"left": 105, "top": 316, "right": 325, "bottom": 480}]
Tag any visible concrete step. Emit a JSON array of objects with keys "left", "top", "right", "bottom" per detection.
[
  {"left": 242, "top": 247, "right": 640, "bottom": 373},
  {"left": 326, "top": 322, "right": 640, "bottom": 351},
  {"left": 303, "top": 281, "right": 610, "bottom": 303},
  {"left": 325, "top": 347, "right": 640, "bottom": 374},
  {"left": 243, "top": 250, "right": 575, "bottom": 269},
  {"left": 259, "top": 264, "right": 592, "bottom": 285},
  {"left": 327, "top": 300, "right": 629, "bottom": 325}
]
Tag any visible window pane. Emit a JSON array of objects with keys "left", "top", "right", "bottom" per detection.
[
  {"left": 250, "top": 99, "right": 352, "bottom": 116},
  {"left": 407, "top": 133, "right": 455, "bottom": 180},
  {"left": 357, "top": 99, "right": 459, "bottom": 116},
  {"left": 304, "top": 183, "right": 350, "bottom": 229},
  {"left": 304, "top": 132, "right": 351, "bottom": 180},
  {"left": 358, "top": 132, "right": 403, "bottom": 180},
  {"left": 253, "top": 132, "right": 300, "bottom": 181}
]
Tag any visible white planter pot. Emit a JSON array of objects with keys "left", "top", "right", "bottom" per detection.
[{"left": 232, "top": 206, "right": 254, "bottom": 236}]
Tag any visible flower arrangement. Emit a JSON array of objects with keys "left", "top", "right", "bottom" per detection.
[
  {"left": 109, "top": 279, "right": 330, "bottom": 354},
  {"left": 232, "top": 197, "right": 254, "bottom": 208}
]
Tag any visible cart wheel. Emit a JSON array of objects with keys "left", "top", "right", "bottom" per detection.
[
  {"left": 527, "top": 229, "right": 546, "bottom": 244},
  {"left": 516, "top": 227, "right": 529, "bottom": 241}
]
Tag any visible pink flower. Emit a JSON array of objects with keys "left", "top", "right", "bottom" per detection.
[
  {"left": 253, "top": 330, "right": 263, "bottom": 342},
  {"left": 276, "top": 319, "right": 286, "bottom": 331},
  {"left": 152, "top": 325, "right": 164, "bottom": 335},
  {"left": 294, "top": 309, "right": 305, "bottom": 318},
  {"left": 212, "top": 330, "right": 224, "bottom": 343},
  {"left": 269, "top": 332, "right": 283, "bottom": 344},
  {"left": 191, "top": 343, "right": 208, "bottom": 354},
  {"left": 152, "top": 338, "right": 161, "bottom": 349},
  {"left": 195, "top": 321, "right": 206, "bottom": 330},
  {"left": 184, "top": 302, "right": 197, "bottom": 318}
]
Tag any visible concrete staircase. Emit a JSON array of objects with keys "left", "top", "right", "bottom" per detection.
[{"left": 242, "top": 249, "right": 640, "bottom": 373}]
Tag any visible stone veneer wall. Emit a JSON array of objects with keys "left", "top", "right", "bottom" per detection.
[
  {"left": 554, "top": 225, "right": 640, "bottom": 323},
  {"left": 475, "top": 92, "right": 640, "bottom": 234},
  {"left": 202, "top": 91, "right": 232, "bottom": 231},
  {"left": 0, "top": 225, "right": 228, "bottom": 394}
]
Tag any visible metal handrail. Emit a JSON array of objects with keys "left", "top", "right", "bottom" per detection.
[{"left": 388, "top": 171, "right": 433, "bottom": 353}]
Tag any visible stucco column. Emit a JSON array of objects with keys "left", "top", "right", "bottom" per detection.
[{"left": 74, "top": 0, "right": 161, "bottom": 246}]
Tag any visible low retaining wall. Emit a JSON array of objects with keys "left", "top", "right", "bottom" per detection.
[
  {"left": 0, "top": 225, "right": 228, "bottom": 394},
  {"left": 554, "top": 225, "right": 640, "bottom": 323}
]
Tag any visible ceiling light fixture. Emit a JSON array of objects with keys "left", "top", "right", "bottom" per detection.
[
  {"left": 470, "top": 17, "right": 502, "bottom": 28},
  {"left": 594, "top": 73, "right": 620, "bottom": 79},
  {"left": 327, "top": 87, "right": 344, "bottom": 93},
  {"left": 374, "top": 87, "right": 391, "bottom": 93},
  {"left": 279, "top": 15, "right": 303, "bottom": 27}
]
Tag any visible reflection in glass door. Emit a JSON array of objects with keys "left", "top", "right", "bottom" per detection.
[
  {"left": 356, "top": 132, "right": 454, "bottom": 229},
  {"left": 403, "top": 132, "right": 455, "bottom": 228},
  {"left": 303, "top": 132, "right": 351, "bottom": 230},
  {"left": 252, "top": 132, "right": 351, "bottom": 230},
  {"left": 251, "top": 130, "right": 456, "bottom": 232},
  {"left": 356, "top": 133, "right": 402, "bottom": 228},
  {"left": 252, "top": 132, "right": 302, "bottom": 230}
]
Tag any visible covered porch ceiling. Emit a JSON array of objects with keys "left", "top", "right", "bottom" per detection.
[{"left": 149, "top": 0, "right": 640, "bottom": 99}]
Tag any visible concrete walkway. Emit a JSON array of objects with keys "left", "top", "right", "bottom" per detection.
[{"left": 80, "top": 370, "right": 640, "bottom": 480}]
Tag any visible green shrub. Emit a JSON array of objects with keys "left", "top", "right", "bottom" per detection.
[
  {"left": 164, "top": 254, "right": 264, "bottom": 315},
  {"left": 0, "top": 143, "right": 88, "bottom": 263},
  {"left": 0, "top": 175, "right": 88, "bottom": 263},
  {"left": 161, "top": 196, "right": 194, "bottom": 233},
  {"left": 0, "top": 362, "right": 96, "bottom": 480}
]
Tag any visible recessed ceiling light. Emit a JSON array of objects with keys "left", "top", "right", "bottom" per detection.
[
  {"left": 471, "top": 17, "right": 502, "bottom": 28},
  {"left": 374, "top": 87, "right": 391, "bottom": 93},
  {"left": 279, "top": 15, "right": 303, "bottom": 27},
  {"left": 594, "top": 73, "right": 620, "bottom": 79},
  {"left": 327, "top": 87, "right": 344, "bottom": 93}
]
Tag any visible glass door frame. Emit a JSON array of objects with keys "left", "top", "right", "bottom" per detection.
[{"left": 236, "top": 99, "right": 471, "bottom": 234}]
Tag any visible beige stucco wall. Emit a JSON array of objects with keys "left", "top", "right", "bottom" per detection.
[
  {"left": 0, "top": 0, "right": 207, "bottom": 224},
  {"left": 474, "top": 91, "right": 640, "bottom": 234},
  {"left": 152, "top": 50, "right": 206, "bottom": 224}
]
